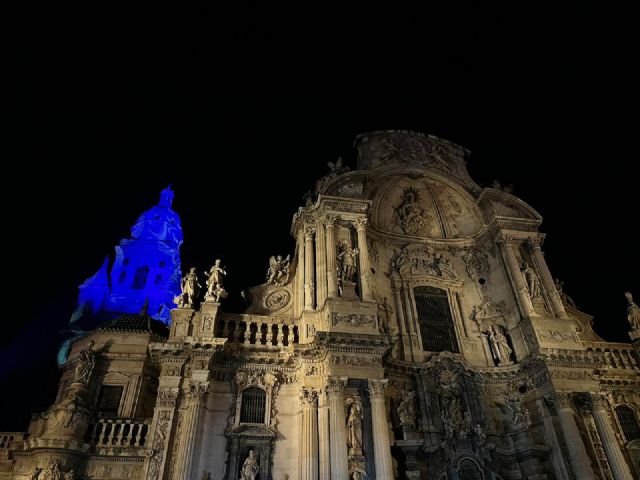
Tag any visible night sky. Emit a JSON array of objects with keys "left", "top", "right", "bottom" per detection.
[{"left": 3, "top": 12, "right": 637, "bottom": 431}]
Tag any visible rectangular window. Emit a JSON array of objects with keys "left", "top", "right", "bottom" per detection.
[
  {"left": 414, "top": 286, "right": 459, "bottom": 353},
  {"left": 97, "top": 385, "right": 124, "bottom": 418}
]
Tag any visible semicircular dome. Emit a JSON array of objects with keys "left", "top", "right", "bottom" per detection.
[{"left": 369, "top": 173, "right": 484, "bottom": 239}]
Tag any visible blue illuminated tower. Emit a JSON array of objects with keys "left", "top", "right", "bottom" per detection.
[{"left": 69, "top": 186, "right": 183, "bottom": 328}]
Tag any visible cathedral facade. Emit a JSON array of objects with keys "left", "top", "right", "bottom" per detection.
[{"left": 1, "top": 130, "right": 639, "bottom": 480}]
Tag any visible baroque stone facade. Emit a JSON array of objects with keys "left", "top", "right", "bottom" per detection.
[{"left": 2, "top": 130, "right": 639, "bottom": 479}]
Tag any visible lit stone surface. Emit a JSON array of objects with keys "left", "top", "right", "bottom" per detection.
[{"left": 2, "top": 131, "right": 639, "bottom": 479}]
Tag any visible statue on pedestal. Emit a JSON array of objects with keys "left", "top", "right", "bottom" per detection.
[
  {"left": 520, "top": 261, "right": 541, "bottom": 298},
  {"left": 74, "top": 340, "right": 96, "bottom": 384},
  {"left": 487, "top": 326, "right": 513, "bottom": 366},
  {"left": 266, "top": 255, "right": 290, "bottom": 286},
  {"left": 204, "top": 260, "right": 226, "bottom": 301},
  {"left": 337, "top": 240, "right": 359, "bottom": 283},
  {"left": 175, "top": 267, "right": 202, "bottom": 307},
  {"left": 240, "top": 449, "right": 259, "bottom": 480},
  {"left": 625, "top": 291, "right": 640, "bottom": 331},
  {"left": 346, "top": 400, "right": 363, "bottom": 455}
]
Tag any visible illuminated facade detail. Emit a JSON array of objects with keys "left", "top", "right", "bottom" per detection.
[{"left": 2, "top": 132, "right": 639, "bottom": 479}]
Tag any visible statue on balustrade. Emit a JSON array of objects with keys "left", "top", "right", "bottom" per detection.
[{"left": 175, "top": 267, "right": 202, "bottom": 307}]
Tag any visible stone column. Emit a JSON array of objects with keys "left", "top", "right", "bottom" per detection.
[
  {"left": 591, "top": 395, "right": 634, "bottom": 480},
  {"left": 296, "top": 230, "right": 305, "bottom": 315},
  {"left": 174, "top": 384, "right": 208, "bottom": 480},
  {"left": 556, "top": 394, "right": 594, "bottom": 480},
  {"left": 300, "top": 387, "right": 319, "bottom": 480},
  {"left": 318, "top": 391, "right": 330, "bottom": 480},
  {"left": 325, "top": 216, "right": 338, "bottom": 298},
  {"left": 368, "top": 379, "right": 394, "bottom": 480},
  {"left": 305, "top": 227, "right": 316, "bottom": 310},
  {"left": 355, "top": 218, "right": 373, "bottom": 301},
  {"left": 316, "top": 221, "right": 327, "bottom": 308},
  {"left": 327, "top": 376, "right": 349, "bottom": 480},
  {"left": 145, "top": 388, "right": 179, "bottom": 480},
  {"left": 497, "top": 237, "right": 537, "bottom": 317},
  {"left": 528, "top": 237, "right": 568, "bottom": 318}
]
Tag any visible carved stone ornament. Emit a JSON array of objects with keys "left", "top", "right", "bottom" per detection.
[
  {"left": 461, "top": 246, "right": 490, "bottom": 281},
  {"left": 394, "top": 188, "right": 429, "bottom": 235},
  {"left": 299, "top": 387, "right": 318, "bottom": 407},
  {"left": 332, "top": 313, "right": 374, "bottom": 327},
  {"left": 392, "top": 244, "right": 456, "bottom": 278},
  {"left": 266, "top": 255, "right": 291, "bottom": 286},
  {"left": 397, "top": 390, "right": 416, "bottom": 425},
  {"left": 157, "top": 389, "right": 178, "bottom": 408},
  {"left": 73, "top": 340, "right": 96, "bottom": 384},
  {"left": 625, "top": 291, "right": 640, "bottom": 331},
  {"left": 264, "top": 289, "right": 291, "bottom": 310}
]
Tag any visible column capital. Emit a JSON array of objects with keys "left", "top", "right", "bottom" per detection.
[
  {"left": 157, "top": 388, "right": 179, "bottom": 408},
  {"left": 324, "top": 214, "right": 338, "bottom": 227},
  {"left": 526, "top": 235, "right": 544, "bottom": 249},
  {"left": 354, "top": 217, "right": 368, "bottom": 230},
  {"left": 300, "top": 387, "right": 319, "bottom": 407},
  {"left": 186, "top": 383, "right": 209, "bottom": 404},
  {"left": 367, "top": 378, "right": 389, "bottom": 397},
  {"left": 304, "top": 227, "right": 315, "bottom": 239},
  {"left": 556, "top": 392, "right": 575, "bottom": 410},
  {"left": 326, "top": 376, "right": 348, "bottom": 394}
]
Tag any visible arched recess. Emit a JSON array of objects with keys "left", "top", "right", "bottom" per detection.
[{"left": 614, "top": 404, "right": 640, "bottom": 443}]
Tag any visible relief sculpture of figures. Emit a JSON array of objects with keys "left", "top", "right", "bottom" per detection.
[
  {"left": 74, "top": 340, "right": 96, "bottom": 384},
  {"left": 346, "top": 400, "right": 363, "bottom": 455},
  {"left": 395, "top": 188, "right": 427, "bottom": 235},
  {"left": 29, "top": 467, "right": 43, "bottom": 480},
  {"left": 397, "top": 391, "right": 416, "bottom": 425},
  {"left": 175, "top": 267, "right": 202, "bottom": 307},
  {"left": 44, "top": 460, "right": 62, "bottom": 480},
  {"left": 266, "top": 254, "right": 290, "bottom": 286},
  {"left": 337, "top": 240, "right": 359, "bottom": 283},
  {"left": 520, "top": 261, "right": 541, "bottom": 298},
  {"left": 625, "top": 291, "right": 640, "bottom": 331},
  {"left": 240, "top": 449, "right": 259, "bottom": 480}
]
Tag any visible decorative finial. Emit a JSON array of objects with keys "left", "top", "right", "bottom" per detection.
[{"left": 159, "top": 184, "right": 175, "bottom": 207}]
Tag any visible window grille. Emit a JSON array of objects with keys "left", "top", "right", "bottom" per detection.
[
  {"left": 414, "top": 286, "right": 458, "bottom": 353},
  {"left": 615, "top": 405, "right": 640, "bottom": 442},
  {"left": 240, "top": 387, "right": 266, "bottom": 424}
]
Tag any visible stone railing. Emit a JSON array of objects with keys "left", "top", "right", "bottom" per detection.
[
  {"left": 217, "top": 315, "right": 299, "bottom": 347},
  {"left": 582, "top": 342, "right": 639, "bottom": 371},
  {"left": 91, "top": 418, "right": 151, "bottom": 454}
]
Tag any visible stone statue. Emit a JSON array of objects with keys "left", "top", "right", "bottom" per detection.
[
  {"left": 337, "top": 240, "right": 359, "bottom": 283},
  {"left": 327, "top": 156, "right": 350, "bottom": 175},
  {"left": 44, "top": 461, "right": 62, "bottom": 480},
  {"left": 175, "top": 267, "right": 202, "bottom": 307},
  {"left": 73, "top": 340, "right": 96, "bottom": 384},
  {"left": 64, "top": 470, "right": 75, "bottom": 480},
  {"left": 29, "top": 467, "right": 43, "bottom": 480},
  {"left": 266, "top": 255, "right": 291, "bottom": 286},
  {"left": 346, "top": 401, "right": 363, "bottom": 454},
  {"left": 474, "top": 423, "right": 486, "bottom": 445},
  {"left": 487, "top": 326, "right": 513, "bottom": 366},
  {"left": 397, "top": 391, "right": 416, "bottom": 425},
  {"left": 377, "top": 297, "right": 393, "bottom": 335},
  {"left": 205, "top": 283, "right": 228, "bottom": 303},
  {"left": 520, "top": 261, "right": 541, "bottom": 298},
  {"left": 625, "top": 291, "right": 640, "bottom": 331},
  {"left": 205, "top": 260, "right": 227, "bottom": 301},
  {"left": 240, "top": 449, "right": 259, "bottom": 480},
  {"left": 554, "top": 278, "right": 576, "bottom": 307},
  {"left": 502, "top": 393, "right": 532, "bottom": 430}
]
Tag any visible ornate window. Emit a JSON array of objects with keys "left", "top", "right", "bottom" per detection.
[
  {"left": 414, "top": 286, "right": 459, "bottom": 353},
  {"left": 132, "top": 266, "right": 149, "bottom": 289},
  {"left": 240, "top": 387, "right": 266, "bottom": 424},
  {"left": 615, "top": 405, "right": 640, "bottom": 442}
]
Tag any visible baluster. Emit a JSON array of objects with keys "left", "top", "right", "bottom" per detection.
[{"left": 276, "top": 324, "right": 283, "bottom": 347}]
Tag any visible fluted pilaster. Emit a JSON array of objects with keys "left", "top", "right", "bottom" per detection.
[
  {"left": 305, "top": 227, "right": 315, "bottom": 310},
  {"left": 368, "top": 379, "right": 394, "bottom": 480},
  {"left": 528, "top": 237, "right": 568, "bottom": 318},
  {"left": 327, "top": 377, "right": 348, "bottom": 480},
  {"left": 591, "top": 396, "right": 634, "bottom": 480},
  {"left": 325, "top": 216, "right": 338, "bottom": 298},
  {"left": 557, "top": 394, "right": 595, "bottom": 480},
  {"left": 355, "top": 218, "right": 372, "bottom": 301},
  {"left": 497, "top": 237, "right": 537, "bottom": 317},
  {"left": 300, "top": 388, "right": 319, "bottom": 480}
]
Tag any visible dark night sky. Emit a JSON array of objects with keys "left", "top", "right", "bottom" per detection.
[{"left": 2, "top": 10, "right": 638, "bottom": 431}]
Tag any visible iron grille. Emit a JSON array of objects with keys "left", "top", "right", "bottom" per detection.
[
  {"left": 414, "top": 286, "right": 459, "bottom": 353},
  {"left": 615, "top": 405, "right": 640, "bottom": 441},
  {"left": 240, "top": 387, "right": 266, "bottom": 424}
]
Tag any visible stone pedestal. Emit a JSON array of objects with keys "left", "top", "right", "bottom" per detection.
[{"left": 339, "top": 281, "right": 358, "bottom": 301}]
